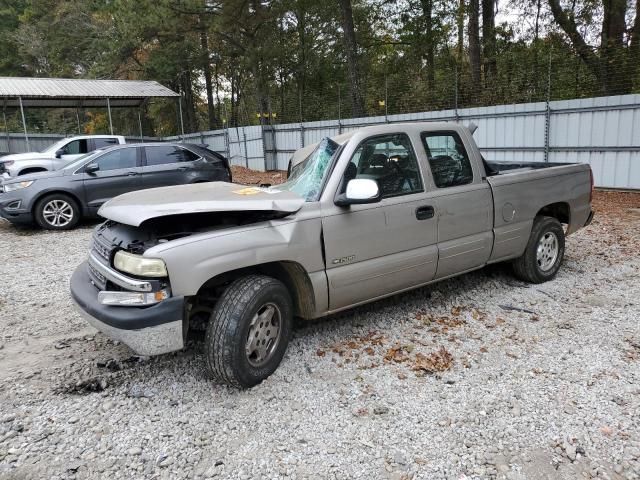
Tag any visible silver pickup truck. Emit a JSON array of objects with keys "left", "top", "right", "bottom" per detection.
[{"left": 70, "top": 122, "right": 593, "bottom": 388}]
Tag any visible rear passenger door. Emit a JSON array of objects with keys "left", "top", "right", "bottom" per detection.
[
  {"left": 54, "top": 139, "right": 89, "bottom": 169},
  {"left": 420, "top": 131, "right": 493, "bottom": 279},
  {"left": 142, "top": 145, "right": 200, "bottom": 189},
  {"left": 82, "top": 147, "right": 143, "bottom": 212}
]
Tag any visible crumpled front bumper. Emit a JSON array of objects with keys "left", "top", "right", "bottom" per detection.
[{"left": 70, "top": 262, "right": 185, "bottom": 356}]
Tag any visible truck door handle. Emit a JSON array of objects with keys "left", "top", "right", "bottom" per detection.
[
  {"left": 415, "top": 205, "right": 435, "bottom": 220},
  {"left": 127, "top": 171, "right": 138, "bottom": 176}
]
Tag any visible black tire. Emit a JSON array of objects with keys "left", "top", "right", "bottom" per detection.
[
  {"left": 512, "top": 215, "right": 565, "bottom": 283},
  {"left": 34, "top": 193, "right": 81, "bottom": 230},
  {"left": 204, "top": 275, "right": 293, "bottom": 388}
]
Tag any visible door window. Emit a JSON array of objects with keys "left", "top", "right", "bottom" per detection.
[
  {"left": 345, "top": 133, "right": 423, "bottom": 198},
  {"left": 145, "top": 146, "right": 199, "bottom": 166},
  {"left": 64, "top": 139, "right": 88, "bottom": 155},
  {"left": 94, "top": 148, "right": 137, "bottom": 171},
  {"left": 421, "top": 132, "right": 474, "bottom": 188},
  {"left": 93, "top": 138, "right": 119, "bottom": 149}
]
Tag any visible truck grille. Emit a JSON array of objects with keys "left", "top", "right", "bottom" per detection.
[
  {"left": 92, "top": 235, "right": 113, "bottom": 263},
  {"left": 88, "top": 262, "right": 107, "bottom": 290}
]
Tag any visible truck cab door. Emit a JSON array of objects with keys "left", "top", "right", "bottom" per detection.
[
  {"left": 81, "top": 147, "right": 142, "bottom": 213},
  {"left": 419, "top": 130, "right": 493, "bottom": 279},
  {"left": 55, "top": 139, "right": 89, "bottom": 169},
  {"left": 321, "top": 132, "right": 438, "bottom": 311}
]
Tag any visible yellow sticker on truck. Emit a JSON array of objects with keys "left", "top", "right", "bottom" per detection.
[
  {"left": 232, "top": 187, "right": 262, "bottom": 195},
  {"left": 232, "top": 187, "right": 282, "bottom": 195}
]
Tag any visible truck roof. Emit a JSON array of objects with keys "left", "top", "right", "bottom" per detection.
[{"left": 291, "top": 122, "right": 470, "bottom": 168}]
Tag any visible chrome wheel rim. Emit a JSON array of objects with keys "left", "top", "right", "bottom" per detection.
[
  {"left": 245, "top": 303, "right": 282, "bottom": 368},
  {"left": 42, "top": 199, "right": 74, "bottom": 227},
  {"left": 536, "top": 231, "right": 559, "bottom": 272}
]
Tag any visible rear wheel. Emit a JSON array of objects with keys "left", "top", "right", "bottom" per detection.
[
  {"left": 34, "top": 194, "right": 80, "bottom": 230},
  {"left": 512, "top": 216, "right": 565, "bottom": 283},
  {"left": 204, "top": 275, "right": 292, "bottom": 388}
]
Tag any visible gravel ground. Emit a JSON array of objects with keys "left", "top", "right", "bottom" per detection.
[{"left": 0, "top": 190, "right": 639, "bottom": 480}]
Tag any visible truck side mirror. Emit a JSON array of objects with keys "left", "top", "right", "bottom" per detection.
[
  {"left": 335, "top": 178, "right": 382, "bottom": 207},
  {"left": 55, "top": 149, "right": 65, "bottom": 159},
  {"left": 85, "top": 163, "right": 100, "bottom": 174}
]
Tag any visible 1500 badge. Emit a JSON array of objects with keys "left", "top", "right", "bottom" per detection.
[{"left": 332, "top": 255, "right": 356, "bottom": 265}]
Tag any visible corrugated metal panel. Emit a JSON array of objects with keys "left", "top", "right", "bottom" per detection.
[
  {"left": 3, "top": 94, "right": 638, "bottom": 188},
  {"left": 0, "top": 77, "right": 178, "bottom": 98}
]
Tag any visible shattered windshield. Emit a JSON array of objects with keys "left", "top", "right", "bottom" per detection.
[{"left": 275, "top": 138, "right": 339, "bottom": 201}]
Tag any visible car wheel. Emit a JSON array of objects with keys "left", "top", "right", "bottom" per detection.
[
  {"left": 34, "top": 194, "right": 81, "bottom": 230},
  {"left": 512, "top": 216, "right": 565, "bottom": 283},
  {"left": 204, "top": 275, "right": 292, "bottom": 388}
]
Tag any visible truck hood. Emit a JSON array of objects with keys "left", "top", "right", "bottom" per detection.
[
  {"left": 98, "top": 182, "right": 305, "bottom": 227},
  {"left": 0, "top": 152, "right": 50, "bottom": 162}
]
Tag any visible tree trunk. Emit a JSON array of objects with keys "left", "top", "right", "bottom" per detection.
[
  {"left": 632, "top": 0, "right": 640, "bottom": 86},
  {"left": 482, "top": 0, "right": 496, "bottom": 80},
  {"left": 600, "top": 0, "right": 629, "bottom": 94},
  {"left": 230, "top": 73, "right": 237, "bottom": 127},
  {"left": 420, "top": 0, "right": 435, "bottom": 89},
  {"left": 468, "top": 0, "right": 482, "bottom": 92},
  {"left": 180, "top": 69, "right": 197, "bottom": 133},
  {"left": 547, "top": 0, "right": 604, "bottom": 91},
  {"left": 337, "top": 0, "right": 365, "bottom": 117},
  {"left": 200, "top": 28, "right": 216, "bottom": 130},
  {"left": 214, "top": 62, "right": 222, "bottom": 127},
  {"left": 548, "top": 0, "right": 632, "bottom": 94},
  {"left": 457, "top": 0, "right": 465, "bottom": 60},
  {"left": 296, "top": 8, "right": 307, "bottom": 121}
]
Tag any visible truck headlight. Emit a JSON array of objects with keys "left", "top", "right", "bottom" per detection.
[
  {"left": 3, "top": 180, "right": 34, "bottom": 192},
  {"left": 113, "top": 251, "right": 168, "bottom": 277}
]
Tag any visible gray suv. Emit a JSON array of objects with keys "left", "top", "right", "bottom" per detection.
[{"left": 0, "top": 143, "right": 231, "bottom": 230}]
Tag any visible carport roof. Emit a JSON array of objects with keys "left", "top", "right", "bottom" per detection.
[{"left": 0, "top": 77, "right": 179, "bottom": 108}]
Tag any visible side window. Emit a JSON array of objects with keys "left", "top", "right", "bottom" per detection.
[
  {"left": 145, "top": 146, "right": 197, "bottom": 166},
  {"left": 93, "top": 138, "right": 119, "bottom": 149},
  {"left": 178, "top": 148, "right": 200, "bottom": 162},
  {"left": 421, "top": 132, "right": 474, "bottom": 188},
  {"left": 94, "top": 148, "right": 137, "bottom": 171},
  {"left": 345, "top": 133, "right": 423, "bottom": 198},
  {"left": 64, "top": 139, "right": 88, "bottom": 155}
]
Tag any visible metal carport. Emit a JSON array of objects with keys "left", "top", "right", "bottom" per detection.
[{"left": 0, "top": 77, "right": 181, "bottom": 150}]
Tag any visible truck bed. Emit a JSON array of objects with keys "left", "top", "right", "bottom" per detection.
[{"left": 483, "top": 160, "right": 573, "bottom": 177}]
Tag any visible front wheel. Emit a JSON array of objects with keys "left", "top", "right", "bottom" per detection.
[
  {"left": 204, "top": 275, "right": 293, "bottom": 388},
  {"left": 34, "top": 193, "right": 80, "bottom": 230},
  {"left": 512, "top": 216, "right": 565, "bottom": 283}
]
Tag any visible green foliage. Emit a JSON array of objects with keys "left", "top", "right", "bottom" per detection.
[{"left": 0, "top": 0, "right": 638, "bottom": 135}]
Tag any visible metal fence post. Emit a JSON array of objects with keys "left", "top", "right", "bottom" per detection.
[
  {"left": 544, "top": 49, "right": 552, "bottom": 162},
  {"left": 454, "top": 63, "right": 460, "bottom": 123},
  {"left": 242, "top": 126, "right": 248, "bottom": 168},
  {"left": 337, "top": 85, "right": 343, "bottom": 134},
  {"left": 385, "top": 76, "right": 389, "bottom": 123}
]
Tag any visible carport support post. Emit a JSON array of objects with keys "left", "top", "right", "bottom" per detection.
[
  {"left": 18, "top": 96, "right": 29, "bottom": 151},
  {"left": 106, "top": 97, "right": 113, "bottom": 135},
  {"left": 3, "top": 100, "right": 9, "bottom": 153},
  {"left": 178, "top": 95, "right": 185, "bottom": 139},
  {"left": 138, "top": 109, "right": 143, "bottom": 142}
]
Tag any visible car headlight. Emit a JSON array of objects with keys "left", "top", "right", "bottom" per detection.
[
  {"left": 113, "top": 251, "right": 168, "bottom": 277},
  {"left": 3, "top": 180, "right": 34, "bottom": 192}
]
